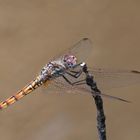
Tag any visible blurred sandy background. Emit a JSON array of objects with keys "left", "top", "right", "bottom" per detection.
[{"left": 0, "top": 0, "right": 140, "bottom": 140}]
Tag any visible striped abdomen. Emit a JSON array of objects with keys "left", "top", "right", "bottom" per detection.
[{"left": 0, "top": 77, "right": 45, "bottom": 110}]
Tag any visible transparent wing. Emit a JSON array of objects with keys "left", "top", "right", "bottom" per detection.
[
  {"left": 52, "top": 38, "right": 93, "bottom": 64},
  {"left": 89, "top": 68, "right": 140, "bottom": 91},
  {"left": 42, "top": 77, "right": 130, "bottom": 103},
  {"left": 49, "top": 67, "right": 140, "bottom": 92},
  {"left": 40, "top": 69, "right": 131, "bottom": 103}
]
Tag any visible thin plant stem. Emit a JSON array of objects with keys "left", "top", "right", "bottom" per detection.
[{"left": 82, "top": 64, "right": 106, "bottom": 140}]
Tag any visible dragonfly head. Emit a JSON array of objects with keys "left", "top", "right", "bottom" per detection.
[{"left": 63, "top": 54, "right": 77, "bottom": 68}]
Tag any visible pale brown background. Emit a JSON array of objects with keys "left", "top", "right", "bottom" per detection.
[{"left": 0, "top": 0, "right": 140, "bottom": 140}]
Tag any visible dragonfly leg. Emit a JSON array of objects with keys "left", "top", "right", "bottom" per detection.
[
  {"left": 66, "top": 70, "right": 83, "bottom": 78},
  {"left": 73, "top": 81, "right": 87, "bottom": 85},
  {"left": 62, "top": 75, "right": 73, "bottom": 85},
  {"left": 62, "top": 75, "right": 86, "bottom": 86}
]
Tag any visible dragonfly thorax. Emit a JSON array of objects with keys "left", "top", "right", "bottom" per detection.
[{"left": 39, "top": 62, "right": 66, "bottom": 83}]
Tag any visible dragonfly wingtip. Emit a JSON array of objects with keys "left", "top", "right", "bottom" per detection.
[
  {"left": 83, "top": 37, "right": 89, "bottom": 40},
  {"left": 131, "top": 70, "right": 140, "bottom": 74}
]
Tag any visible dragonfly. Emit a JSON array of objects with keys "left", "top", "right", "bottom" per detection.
[{"left": 0, "top": 38, "right": 140, "bottom": 110}]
